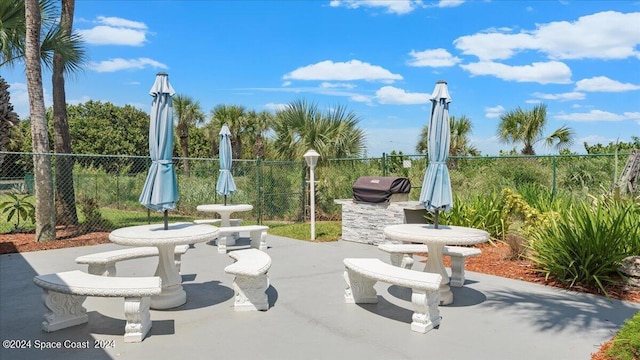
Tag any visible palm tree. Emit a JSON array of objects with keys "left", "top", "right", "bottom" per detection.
[
  {"left": 244, "top": 110, "right": 273, "bottom": 159},
  {"left": 2, "top": 0, "right": 85, "bottom": 229},
  {"left": 416, "top": 115, "right": 479, "bottom": 157},
  {"left": 209, "top": 104, "right": 247, "bottom": 159},
  {"left": 173, "top": 94, "right": 205, "bottom": 176},
  {"left": 24, "top": 0, "right": 55, "bottom": 242},
  {"left": 52, "top": 0, "right": 84, "bottom": 226},
  {"left": 273, "top": 99, "right": 365, "bottom": 160},
  {"left": 497, "top": 103, "right": 574, "bottom": 155}
]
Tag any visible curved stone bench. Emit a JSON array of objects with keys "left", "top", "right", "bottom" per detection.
[
  {"left": 216, "top": 225, "right": 268, "bottom": 254},
  {"left": 343, "top": 258, "right": 441, "bottom": 333},
  {"left": 75, "top": 245, "right": 190, "bottom": 277},
  {"left": 378, "top": 243, "right": 481, "bottom": 287},
  {"left": 194, "top": 218, "right": 242, "bottom": 240},
  {"left": 225, "top": 249, "right": 272, "bottom": 311},
  {"left": 33, "top": 270, "right": 161, "bottom": 342}
]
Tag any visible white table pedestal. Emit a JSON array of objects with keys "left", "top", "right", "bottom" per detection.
[
  {"left": 109, "top": 223, "right": 219, "bottom": 309},
  {"left": 383, "top": 224, "right": 489, "bottom": 305}
]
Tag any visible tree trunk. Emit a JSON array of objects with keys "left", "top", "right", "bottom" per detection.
[
  {"left": 180, "top": 135, "right": 189, "bottom": 176},
  {"left": 25, "top": 0, "right": 56, "bottom": 242},
  {"left": 52, "top": 0, "right": 78, "bottom": 226}
]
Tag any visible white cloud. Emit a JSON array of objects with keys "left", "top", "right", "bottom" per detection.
[
  {"left": 6, "top": 82, "right": 52, "bottom": 119},
  {"left": 437, "top": 0, "right": 465, "bottom": 8},
  {"left": 407, "top": 48, "right": 462, "bottom": 67},
  {"left": 283, "top": 60, "right": 402, "bottom": 82},
  {"left": 454, "top": 32, "right": 538, "bottom": 61},
  {"left": 375, "top": 86, "right": 430, "bottom": 104},
  {"left": 96, "top": 16, "right": 147, "bottom": 29},
  {"left": 453, "top": 11, "right": 640, "bottom": 61},
  {"left": 554, "top": 110, "right": 640, "bottom": 122},
  {"left": 350, "top": 94, "right": 373, "bottom": 104},
  {"left": 329, "top": 0, "right": 423, "bottom": 15},
  {"left": 282, "top": 81, "right": 292, "bottom": 87},
  {"left": 320, "top": 82, "right": 356, "bottom": 89},
  {"left": 485, "top": 105, "right": 505, "bottom": 119},
  {"left": 78, "top": 16, "right": 148, "bottom": 46},
  {"left": 532, "top": 92, "right": 586, "bottom": 101},
  {"left": 535, "top": 11, "right": 640, "bottom": 60},
  {"left": 88, "top": 58, "right": 168, "bottom": 72},
  {"left": 460, "top": 61, "right": 572, "bottom": 84},
  {"left": 264, "top": 103, "right": 288, "bottom": 112},
  {"left": 68, "top": 95, "right": 92, "bottom": 105},
  {"left": 575, "top": 76, "right": 640, "bottom": 92}
]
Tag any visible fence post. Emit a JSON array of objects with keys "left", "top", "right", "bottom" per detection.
[
  {"left": 301, "top": 161, "right": 307, "bottom": 222},
  {"left": 382, "top": 152, "right": 387, "bottom": 176},
  {"left": 552, "top": 156, "right": 557, "bottom": 198},
  {"left": 256, "top": 158, "right": 262, "bottom": 225}
]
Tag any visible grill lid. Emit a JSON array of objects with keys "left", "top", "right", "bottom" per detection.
[{"left": 352, "top": 176, "right": 411, "bottom": 203}]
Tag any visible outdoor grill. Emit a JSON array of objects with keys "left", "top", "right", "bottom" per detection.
[{"left": 352, "top": 176, "right": 411, "bottom": 204}]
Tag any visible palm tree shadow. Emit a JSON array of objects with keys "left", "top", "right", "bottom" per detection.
[{"left": 480, "top": 289, "right": 640, "bottom": 333}]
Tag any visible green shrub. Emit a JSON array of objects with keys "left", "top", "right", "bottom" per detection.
[
  {"left": 528, "top": 199, "right": 639, "bottom": 294},
  {"left": 433, "top": 191, "right": 507, "bottom": 241}
]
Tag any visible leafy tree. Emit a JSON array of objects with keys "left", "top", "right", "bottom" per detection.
[
  {"left": 209, "top": 104, "right": 247, "bottom": 159},
  {"left": 416, "top": 115, "right": 479, "bottom": 157},
  {"left": 173, "top": 94, "right": 205, "bottom": 176},
  {"left": 273, "top": 99, "right": 365, "bottom": 160},
  {"left": 0, "top": 76, "right": 20, "bottom": 172},
  {"left": 497, "top": 103, "right": 573, "bottom": 155},
  {"left": 584, "top": 136, "right": 640, "bottom": 154},
  {"left": 244, "top": 110, "right": 274, "bottom": 159}
]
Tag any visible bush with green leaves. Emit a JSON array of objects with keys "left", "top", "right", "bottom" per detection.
[
  {"left": 0, "top": 193, "right": 35, "bottom": 231},
  {"left": 432, "top": 191, "right": 507, "bottom": 241},
  {"left": 528, "top": 198, "right": 640, "bottom": 294}
]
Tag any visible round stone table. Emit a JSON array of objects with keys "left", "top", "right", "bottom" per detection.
[
  {"left": 109, "top": 222, "right": 219, "bottom": 309},
  {"left": 383, "top": 224, "right": 489, "bottom": 305},
  {"left": 196, "top": 204, "right": 253, "bottom": 245}
]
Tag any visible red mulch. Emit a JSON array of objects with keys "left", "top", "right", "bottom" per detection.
[{"left": 1, "top": 229, "right": 637, "bottom": 359}]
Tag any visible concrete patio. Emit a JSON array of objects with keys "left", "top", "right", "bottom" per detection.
[{"left": 1, "top": 233, "right": 638, "bottom": 360}]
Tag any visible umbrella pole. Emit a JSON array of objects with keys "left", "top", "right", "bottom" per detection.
[
  {"left": 434, "top": 210, "right": 439, "bottom": 229},
  {"left": 164, "top": 210, "right": 168, "bottom": 230},
  {"left": 224, "top": 195, "right": 227, "bottom": 206}
]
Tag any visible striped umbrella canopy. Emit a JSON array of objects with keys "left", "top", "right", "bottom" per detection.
[
  {"left": 419, "top": 80, "right": 452, "bottom": 228},
  {"left": 139, "top": 72, "right": 178, "bottom": 229},
  {"left": 216, "top": 124, "right": 236, "bottom": 205}
]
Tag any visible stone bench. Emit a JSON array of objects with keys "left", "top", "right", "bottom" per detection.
[
  {"left": 33, "top": 270, "right": 161, "bottom": 342},
  {"left": 343, "top": 258, "right": 441, "bottom": 333},
  {"left": 216, "top": 225, "right": 269, "bottom": 254},
  {"left": 193, "top": 218, "right": 242, "bottom": 240},
  {"left": 75, "top": 245, "right": 190, "bottom": 277},
  {"left": 224, "top": 249, "right": 272, "bottom": 311},
  {"left": 378, "top": 243, "right": 481, "bottom": 287}
]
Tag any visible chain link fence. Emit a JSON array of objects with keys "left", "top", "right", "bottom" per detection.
[{"left": 0, "top": 151, "right": 634, "bottom": 236}]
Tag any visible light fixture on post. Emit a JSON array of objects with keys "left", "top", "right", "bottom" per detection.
[{"left": 303, "top": 149, "right": 320, "bottom": 241}]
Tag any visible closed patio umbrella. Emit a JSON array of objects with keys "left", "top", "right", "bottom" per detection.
[
  {"left": 139, "top": 72, "right": 178, "bottom": 230},
  {"left": 419, "top": 80, "right": 452, "bottom": 229},
  {"left": 216, "top": 124, "right": 236, "bottom": 205}
]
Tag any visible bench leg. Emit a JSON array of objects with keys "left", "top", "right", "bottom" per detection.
[
  {"left": 449, "top": 256, "right": 465, "bottom": 287},
  {"left": 410, "top": 289, "right": 441, "bottom": 333},
  {"left": 344, "top": 269, "right": 377, "bottom": 304},
  {"left": 389, "top": 253, "right": 413, "bottom": 269},
  {"left": 40, "top": 290, "right": 88, "bottom": 332},
  {"left": 250, "top": 230, "right": 267, "bottom": 251},
  {"left": 173, "top": 254, "right": 183, "bottom": 274},
  {"left": 232, "top": 274, "right": 269, "bottom": 311},
  {"left": 88, "top": 263, "right": 116, "bottom": 277},
  {"left": 217, "top": 235, "right": 228, "bottom": 254},
  {"left": 123, "top": 296, "right": 152, "bottom": 342}
]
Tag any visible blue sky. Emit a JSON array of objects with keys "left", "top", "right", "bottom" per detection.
[{"left": 4, "top": 0, "right": 640, "bottom": 156}]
